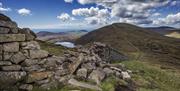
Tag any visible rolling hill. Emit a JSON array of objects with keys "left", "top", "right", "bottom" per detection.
[{"left": 76, "top": 23, "right": 180, "bottom": 69}]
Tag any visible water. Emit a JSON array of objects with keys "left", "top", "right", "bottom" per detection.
[{"left": 55, "top": 42, "right": 75, "bottom": 48}]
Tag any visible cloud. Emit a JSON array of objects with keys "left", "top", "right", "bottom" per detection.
[
  {"left": 153, "top": 12, "right": 180, "bottom": 25},
  {"left": 64, "top": 0, "right": 73, "bottom": 3},
  {"left": 171, "top": 1, "right": 180, "bottom": 6},
  {"left": 17, "top": 8, "right": 31, "bottom": 16},
  {"left": 0, "top": 2, "right": 11, "bottom": 12},
  {"left": 57, "top": 13, "right": 75, "bottom": 22},
  {"left": 72, "top": 7, "right": 110, "bottom": 25}
]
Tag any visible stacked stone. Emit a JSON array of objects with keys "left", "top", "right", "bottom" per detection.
[
  {"left": 0, "top": 14, "right": 64, "bottom": 91},
  {"left": 0, "top": 14, "right": 132, "bottom": 91}
]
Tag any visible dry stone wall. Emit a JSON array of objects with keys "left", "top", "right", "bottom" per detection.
[{"left": 0, "top": 14, "right": 132, "bottom": 91}]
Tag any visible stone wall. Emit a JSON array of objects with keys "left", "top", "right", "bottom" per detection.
[{"left": 0, "top": 14, "right": 132, "bottom": 91}]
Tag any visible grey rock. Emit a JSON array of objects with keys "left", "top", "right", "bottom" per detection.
[
  {"left": 0, "top": 14, "right": 12, "bottom": 21},
  {"left": 1, "top": 65, "right": 21, "bottom": 71},
  {"left": 76, "top": 68, "right": 88, "bottom": 78},
  {"left": 121, "top": 71, "right": 131, "bottom": 79},
  {"left": 19, "top": 84, "right": 33, "bottom": 91},
  {"left": 11, "top": 52, "right": 26, "bottom": 64},
  {"left": 39, "top": 81, "right": 58, "bottom": 90},
  {"left": 0, "top": 61, "right": 12, "bottom": 66},
  {"left": 0, "top": 71, "right": 26, "bottom": 88},
  {"left": 68, "top": 78, "right": 102, "bottom": 91},
  {"left": 29, "top": 50, "right": 49, "bottom": 59},
  {"left": 10, "top": 28, "right": 19, "bottom": 33},
  {"left": 81, "top": 62, "right": 96, "bottom": 70},
  {"left": 3, "top": 52, "right": 14, "bottom": 60},
  {"left": 36, "top": 79, "right": 49, "bottom": 85},
  {"left": 0, "top": 34, "right": 25, "bottom": 43},
  {"left": 103, "top": 67, "right": 114, "bottom": 76},
  {"left": 0, "top": 27, "right": 10, "bottom": 34},
  {"left": 19, "top": 28, "right": 36, "bottom": 41},
  {"left": 22, "top": 59, "right": 39, "bottom": 66},
  {"left": 55, "top": 69, "right": 70, "bottom": 76},
  {"left": 0, "top": 20, "right": 17, "bottom": 28},
  {"left": 89, "top": 69, "right": 105, "bottom": 85},
  {"left": 21, "top": 41, "right": 40, "bottom": 50},
  {"left": 26, "top": 72, "right": 52, "bottom": 83},
  {"left": 3, "top": 42, "right": 19, "bottom": 52},
  {"left": 23, "top": 65, "right": 42, "bottom": 72}
]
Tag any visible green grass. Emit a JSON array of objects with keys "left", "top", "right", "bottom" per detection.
[
  {"left": 37, "top": 40, "right": 69, "bottom": 56},
  {"left": 121, "top": 61, "right": 180, "bottom": 91}
]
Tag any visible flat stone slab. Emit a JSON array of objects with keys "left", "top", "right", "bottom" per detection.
[{"left": 0, "top": 34, "right": 25, "bottom": 43}]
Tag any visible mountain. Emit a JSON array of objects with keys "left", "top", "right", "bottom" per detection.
[
  {"left": 76, "top": 23, "right": 180, "bottom": 68},
  {"left": 37, "top": 30, "right": 88, "bottom": 43}
]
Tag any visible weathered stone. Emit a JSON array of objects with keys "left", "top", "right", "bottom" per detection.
[
  {"left": 0, "top": 27, "right": 10, "bottom": 34},
  {"left": 3, "top": 42, "right": 19, "bottom": 52},
  {"left": 19, "top": 84, "right": 33, "bottom": 91},
  {"left": 10, "top": 28, "right": 19, "bottom": 33},
  {"left": 68, "top": 78, "right": 102, "bottom": 91},
  {"left": 11, "top": 52, "right": 26, "bottom": 64},
  {"left": 26, "top": 72, "right": 52, "bottom": 83},
  {"left": 0, "top": 45, "right": 2, "bottom": 60},
  {"left": 0, "top": 14, "right": 12, "bottom": 21},
  {"left": 19, "top": 28, "right": 36, "bottom": 41},
  {"left": 81, "top": 62, "right": 96, "bottom": 70},
  {"left": 103, "top": 67, "right": 114, "bottom": 76},
  {"left": 121, "top": 71, "right": 131, "bottom": 80},
  {"left": 21, "top": 41, "right": 40, "bottom": 50},
  {"left": 0, "top": 71, "right": 26, "bottom": 87},
  {"left": 76, "top": 68, "right": 88, "bottom": 78},
  {"left": 29, "top": 50, "right": 49, "bottom": 59},
  {"left": 0, "top": 61, "right": 12, "bottom": 66},
  {"left": 36, "top": 79, "right": 50, "bottom": 85},
  {"left": 0, "top": 34, "right": 25, "bottom": 43},
  {"left": 55, "top": 69, "right": 70, "bottom": 76},
  {"left": 0, "top": 20, "right": 17, "bottom": 28},
  {"left": 22, "top": 59, "right": 39, "bottom": 66},
  {"left": 3, "top": 52, "right": 14, "bottom": 60},
  {"left": 1, "top": 65, "right": 21, "bottom": 71},
  {"left": 23, "top": 65, "right": 43, "bottom": 72},
  {"left": 39, "top": 81, "right": 58, "bottom": 90},
  {"left": 88, "top": 69, "right": 105, "bottom": 85},
  {"left": 21, "top": 49, "right": 29, "bottom": 58}
]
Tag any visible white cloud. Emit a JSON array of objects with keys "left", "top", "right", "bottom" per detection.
[
  {"left": 153, "top": 12, "right": 180, "bottom": 25},
  {"left": 152, "top": 13, "right": 161, "bottom": 17},
  {"left": 171, "top": 1, "right": 180, "bottom": 6},
  {"left": 0, "top": 2, "right": 11, "bottom": 12},
  {"left": 18, "top": 8, "right": 31, "bottom": 16},
  {"left": 57, "top": 13, "right": 75, "bottom": 22},
  {"left": 64, "top": 0, "right": 73, "bottom": 3}
]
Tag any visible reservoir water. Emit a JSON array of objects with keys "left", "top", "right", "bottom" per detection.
[{"left": 55, "top": 42, "right": 75, "bottom": 48}]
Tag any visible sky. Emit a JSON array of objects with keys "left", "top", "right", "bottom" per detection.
[{"left": 0, "top": 0, "right": 180, "bottom": 30}]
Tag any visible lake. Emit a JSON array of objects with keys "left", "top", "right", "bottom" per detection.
[{"left": 55, "top": 42, "right": 75, "bottom": 48}]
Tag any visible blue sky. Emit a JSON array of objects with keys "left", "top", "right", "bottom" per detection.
[{"left": 0, "top": 0, "right": 180, "bottom": 30}]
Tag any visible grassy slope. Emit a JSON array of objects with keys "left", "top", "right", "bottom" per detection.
[{"left": 35, "top": 40, "right": 180, "bottom": 91}]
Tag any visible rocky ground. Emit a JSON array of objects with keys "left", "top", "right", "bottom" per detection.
[{"left": 0, "top": 14, "right": 134, "bottom": 91}]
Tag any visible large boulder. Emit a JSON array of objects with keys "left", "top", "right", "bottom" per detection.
[
  {"left": 0, "top": 34, "right": 25, "bottom": 43},
  {"left": 19, "top": 28, "right": 37, "bottom": 41},
  {"left": 0, "top": 14, "right": 11, "bottom": 21},
  {"left": 29, "top": 50, "right": 49, "bottom": 59},
  {"left": 11, "top": 52, "right": 26, "bottom": 64},
  {"left": 3, "top": 42, "right": 19, "bottom": 52},
  {"left": 26, "top": 72, "right": 52, "bottom": 83}
]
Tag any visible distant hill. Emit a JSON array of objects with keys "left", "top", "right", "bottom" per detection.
[
  {"left": 36, "top": 30, "right": 88, "bottom": 43},
  {"left": 76, "top": 23, "right": 180, "bottom": 68}
]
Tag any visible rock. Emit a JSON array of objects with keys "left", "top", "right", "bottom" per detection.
[
  {"left": 3, "top": 52, "right": 14, "bottom": 60},
  {"left": 3, "top": 42, "right": 19, "bottom": 52},
  {"left": 0, "top": 27, "right": 10, "bottom": 34},
  {"left": 10, "top": 28, "right": 19, "bottom": 33},
  {"left": 19, "top": 84, "right": 33, "bottom": 91},
  {"left": 103, "top": 67, "right": 114, "bottom": 76},
  {"left": 26, "top": 72, "right": 52, "bottom": 83},
  {"left": 1, "top": 65, "right": 21, "bottom": 71},
  {"left": 36, "top": 79, "right": 50, "bottom": 85},
  {"left": 88, "top": 69, "right": 106, "bottom": 85},
  {"left": 11, "top": 52, "right": 26, "bottom": 64},
  {"left": 0, "top": 61, "right": 12, "bottom": 66},
  {"left": 0, "top": 45, "right": 2, "bottom": 60},
  {"left": 23, "top": 65, "right": 43, "bottom": 72},
  {"left": 43, "top": 57, "right": 58, "bottom": 68},
  {"left": 0, "top": 20, "right": 17, "bottom": 28},
  {"left": 22, "top": 59, "right": 39, "bottom": 66},
  {"left": 0, "top": 34, "right": 25, "bottom": 43},
  {"left": 19, "top": 28, "right": 36, "bottom": 41},
  {"left": 76, "top": 68, "right": 88, "bottom": 78},
  {"left": 0, "top": 71, "right": 26, "bottom": 88},
  {"left": 29, "top": 50, "right": 49, "bottom": 59},
  {"left": 121, "top": 71, "right": 131, "bottom": 80},
  {"left": 110, "top": 67, "right": 122, "bottom": 72},
  {"left": 81, "top": 62, "right": 96, "bottom": 70},
  {"left": 21, "top": 41, "right": 40, "bottom": 50},
  {"left": 39, "top": 81, "right": 58, "bottom": 90},
  {"left": 68, "top": 78, "right": 102, "bottom": 91},
  {"left": 0, "top": 14, "right": 12, "bottom": 21},
  {"left": 55, "top": 69, "right": 70, "bottom": 76}
]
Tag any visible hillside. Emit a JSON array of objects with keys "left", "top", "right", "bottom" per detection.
[
  {"left": 76, "top": 23, "right": 180, "bottom": 69},
  {"left": 37, "top": 30, "right": 88, "bottom": 43}
]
